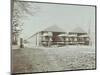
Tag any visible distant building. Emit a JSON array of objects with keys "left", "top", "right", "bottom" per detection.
[
  {"left": 68, "top": 27, "right": 90, "bottom": 45},
  {"left": 25, "top": 25, "right": 90, "bottom": 47},
  {"left": 39, "top": 25, "right": 65, "bottom": 47}
]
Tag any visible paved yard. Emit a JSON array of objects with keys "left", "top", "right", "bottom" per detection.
[{"left": 11, "top": 46, "right": 96, "bottom": 73}]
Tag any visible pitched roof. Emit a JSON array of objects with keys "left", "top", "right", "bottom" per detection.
[
  {"left": 71, "top": 27, "right": 86, "bottom": 33},
  {"left": 42, "top": 25, "right": 65, "bottom": 32}
]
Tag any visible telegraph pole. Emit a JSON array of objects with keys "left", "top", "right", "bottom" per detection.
[{"left": 88, "top": 22, "right": 92, "bottom": 46}]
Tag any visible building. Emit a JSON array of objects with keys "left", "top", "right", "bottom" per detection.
[
  {"left": 39, "top": 25, "right": 66, "bottom": 47},
  {"left": 25, "top": 25, "right": 90, "bottom": 47},
  {"left": 68, "top": 27, "right": 90, "bottom": 45}
]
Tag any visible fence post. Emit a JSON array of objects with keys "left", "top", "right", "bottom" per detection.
[{"left": 20, "top": 38, "right": 24, "bottom": 48}]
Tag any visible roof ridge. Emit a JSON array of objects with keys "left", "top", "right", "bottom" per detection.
[{"left": 42, "top": 25, "right": 65, "bottom": 32}]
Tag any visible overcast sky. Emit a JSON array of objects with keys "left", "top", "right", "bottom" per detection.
[{"left": 17, "top": 2, "right": 95, "bottom": 39}]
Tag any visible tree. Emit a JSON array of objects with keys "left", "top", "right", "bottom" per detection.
[{"left": 12, "top": 0, "right": 41, "bottom": 45}]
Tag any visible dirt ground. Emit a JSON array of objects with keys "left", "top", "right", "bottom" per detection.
[{"left": 11, "top": 46, "right": 96, "bottom": 73}]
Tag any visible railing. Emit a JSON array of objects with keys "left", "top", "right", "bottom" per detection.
[{"left": 41, "top": 40, "right": 89, "bottom": 46}]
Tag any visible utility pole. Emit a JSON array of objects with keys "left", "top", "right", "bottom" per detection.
[{"left": 88, "top": 22, "right": 92, "bottom": 46}]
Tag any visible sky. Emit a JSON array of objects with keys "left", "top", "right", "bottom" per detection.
[{"left": 16, "top": 2, "right": 96, "bottom": 40}]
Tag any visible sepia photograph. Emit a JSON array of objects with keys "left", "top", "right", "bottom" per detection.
[{"left": 11, "top": 0, "right": 96, "bottom": 74}]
